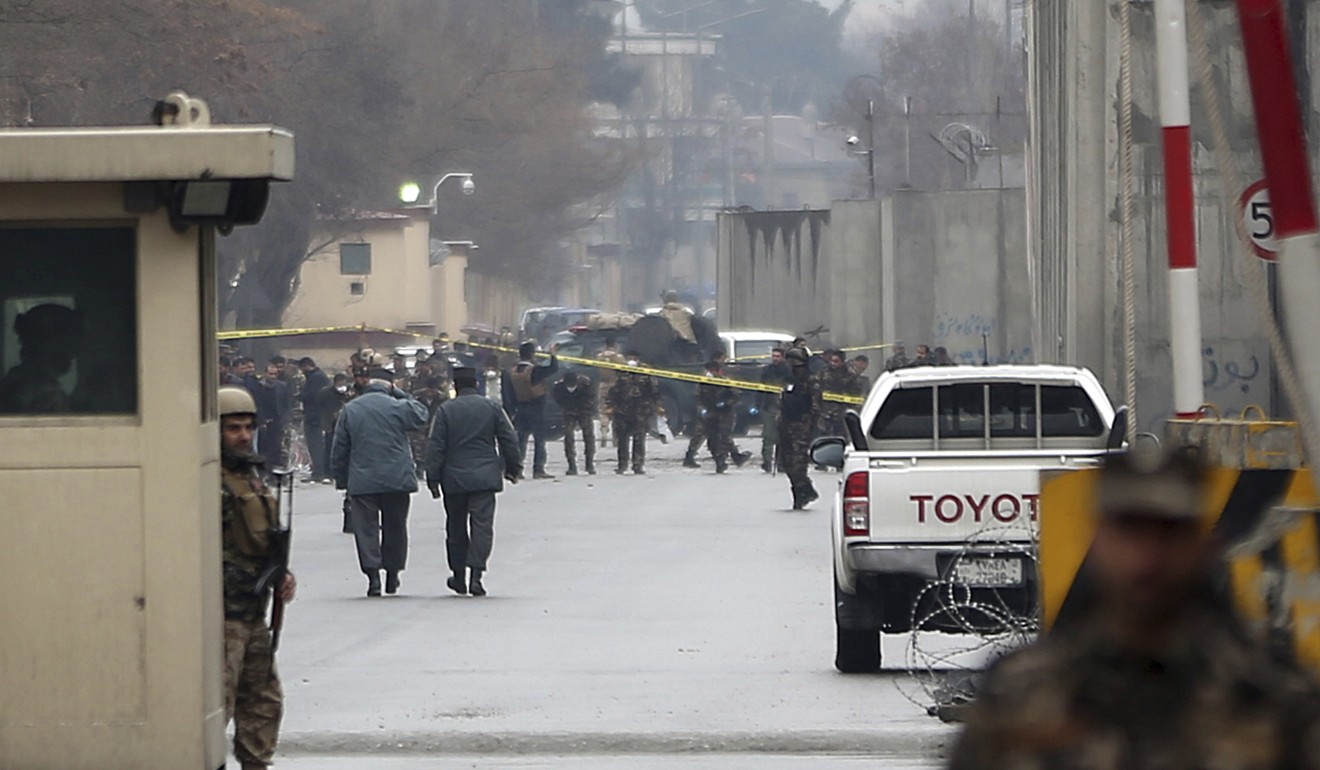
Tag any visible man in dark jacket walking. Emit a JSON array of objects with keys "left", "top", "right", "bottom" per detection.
[
  {"left": 426, "top": 367, "right": 522, "bottom": 597},
  {"left": 298, "top": 357, "right": 332, "bottom": 482},
  {"left": 331, "top": 374, "right": 429, "bottom": 597}
]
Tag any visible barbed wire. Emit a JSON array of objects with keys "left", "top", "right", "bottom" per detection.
[{"left": 893, "top": 523, "right": 1040, "bottom": 715}]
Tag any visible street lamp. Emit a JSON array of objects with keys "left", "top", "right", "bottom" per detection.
[{"left": 399, "top": 172, "right": 475, "bottom": 213}]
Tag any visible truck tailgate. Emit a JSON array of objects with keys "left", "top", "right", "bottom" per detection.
[{"left": 863, "top": 456, "right": 1097, "bottom": 543}]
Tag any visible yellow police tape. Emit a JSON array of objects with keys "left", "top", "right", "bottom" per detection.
[{"left": 217, "top": 324, "right": 866, "bottom": 405}]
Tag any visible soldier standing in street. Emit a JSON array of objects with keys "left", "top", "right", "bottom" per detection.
[
  {"left": 218, "top": 386, "right": 297, "bottom": 770},
  {"left": 408, "top": 374, "right": 448, "bottom": 479},
  {"left": 606, "top": 351, "right": 660, "bottom": 475},
  {"left": 696, "top": 359, "right": 742, "bottom": 473},
  {"left": 502, "top": 341, "right": 560, "bottom": 480},
  {"left": 426, "top": 367, "right": 522, "bottom": 598},
  {"left": 595, "top": 336, "right": 626, "bottom": 448},
  {"left": 949, "top": 446, "right": 1320, "bottom": 769},
  {"left": 778, "top": 347, "right": 821, "bottom": 509},
  {"left": 552, "top": 371, "right": 597, "bottom": 475},
  {"left": 814, "top": 349, "right": 860, "bottom": 439},
  {"left": 759, "top": 347, "right": 791, "bottom": 473}
]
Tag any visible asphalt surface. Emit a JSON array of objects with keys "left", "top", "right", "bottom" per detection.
[{"left": 268, "top": 433, "right": 957, "bottom": 768}]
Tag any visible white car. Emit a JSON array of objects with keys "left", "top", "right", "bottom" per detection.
[
  {"left": 812, "top": 364, "right": 1122, "bottom": 672},
  {"left": 719, "top": 330, "right": 796, "bottom": 363}
]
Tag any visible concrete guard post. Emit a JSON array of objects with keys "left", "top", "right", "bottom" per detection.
[
  {"left": 1040, "top": 410, "right": 1320, "bottom": 676},
  {"left": 0, "top": 93, "right": 292, "bottom": 770}
]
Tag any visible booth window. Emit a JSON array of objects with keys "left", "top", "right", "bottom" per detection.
[
  {"left": 340, "top": 243, "right": 371, "bottom": 274},
  {"left": 0, "top": 226, "right": 138, "bottom": 415}
]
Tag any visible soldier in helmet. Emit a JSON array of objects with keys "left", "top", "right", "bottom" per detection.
[
  {"left": 778, "top": 347, "right": 821, "bottom": 509},
  {"left": 696, "top": 358, "right": 743, "bottom": 473},
  {"left": 950, "top": 446, "right": 1320, "bottom": 769},
  {"left": 605, "top": 351, "right": 660, "bottom": 474},
  {"left": 218, "top": 386, "right": 297, "bottom": 770}
]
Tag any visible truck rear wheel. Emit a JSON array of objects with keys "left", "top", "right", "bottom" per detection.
[
  {"left": 834, "top": 626, "right": 881, "bottom": 673},
  {"left": 834, "top": 578, "right": 882, "bottom": 673}
]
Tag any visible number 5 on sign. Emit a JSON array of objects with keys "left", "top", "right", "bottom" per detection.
[{"left": 1239, "top": 180, "right": 1279, "bottom": 261}]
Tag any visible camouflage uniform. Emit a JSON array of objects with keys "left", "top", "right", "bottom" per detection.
[
  {"left": 606, "top": 370, "right": 659, "bottom": 474},
  {"left": 220, "top": 451, "right": 283, "bottom": 770},
  {"left": 553, "top": 373, "right": 597, "bottom": 474},
  {"left": 408, "top": 384, "right": 448, "bottom": 479},
  {"left": 595, "top": 347, "right": 626, "bottom": 447},
  {"left": 950, "top": 597, "right": 1320, "bottom": 770},
  {"left": 696, "top": 374, "right": 740, "bottom": 472},
  {"left": 759, "top": 361, "right": 792, "bottom": 472},
  {"left": 814, "top": 365, "right": 860, "bottom": 438},
  {"left": 778, "top": 362, "right": 821, "bottom": 508}
]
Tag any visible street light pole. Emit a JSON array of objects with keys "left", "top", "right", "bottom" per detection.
[
  {"left": 399, "top": 172, "right": 475, "bottom": 213},
  {"left": 866, "top": 99, "right": 877, "bottom": 201}
]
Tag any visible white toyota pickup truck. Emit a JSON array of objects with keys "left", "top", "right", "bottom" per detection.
[{"left": 811, "top": 365, "right": 1122, "bottom": 672}]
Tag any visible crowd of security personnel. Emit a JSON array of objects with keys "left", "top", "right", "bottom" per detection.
[{"left": 212, "top": 328, "right": 1320, "bottom": 770}]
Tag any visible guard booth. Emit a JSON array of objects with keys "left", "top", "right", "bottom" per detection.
[{"left": 0, "top": 93, "right": 293, "bottom": 769}]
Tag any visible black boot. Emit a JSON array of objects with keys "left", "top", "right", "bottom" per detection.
[
  {"left": 566, "top": 463, "right": 579, "bottom": 476},
  {"left": 802, "top": 482, "right": 820, "bottom": 507},
  {"left": 586, "top": 461, "right": 597, "bottom": 475},
  {"left": 715, "top": 457, "right": 728, "bottom": 474},
  {"left": 469, "top": 569, "right": 486, "bottom": 597},
  {"left": 683, "top": 453, "right": 701, "bottom": 469},
  {"left": 385, "top": 570, "right": 400, "bottom": 595},
  {"left": 791, "top": 485, "right": 805, "bottom": 510},
  {"left": 366, "top": 570, "right": 382, "bottom": 597},
  {"left": 446, "top": 569, "right": 468, "bottom": 596},
  {"left": 732, "top": 451, "right": 750, "bottom": 468}
]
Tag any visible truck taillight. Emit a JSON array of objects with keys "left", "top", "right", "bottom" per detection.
[{"left": 842, "top": 471, "right": 869, "bottom": 536}]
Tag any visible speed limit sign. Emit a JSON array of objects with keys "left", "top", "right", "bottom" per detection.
[{"left": 1239, "top": 180, "right": 1278, "bottom": 261}]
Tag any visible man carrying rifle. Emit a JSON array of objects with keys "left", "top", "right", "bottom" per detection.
[{"left": 219, "top": 386, "right": 297, "bottom": 770}]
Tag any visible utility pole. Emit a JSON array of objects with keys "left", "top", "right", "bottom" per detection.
[{"left": 866, "top": 99, "right": 877, "bottom": 200}]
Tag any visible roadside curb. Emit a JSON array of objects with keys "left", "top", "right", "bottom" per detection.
[{"left": 279, "top": 728, "right": 954, "bottom": 758}]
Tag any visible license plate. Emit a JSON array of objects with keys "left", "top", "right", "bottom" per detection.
[{"left": 953, "top": 557, "right": 1023, "bottom": 587}]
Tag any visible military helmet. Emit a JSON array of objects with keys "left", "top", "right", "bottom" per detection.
[
  {"left": 218, "top": 386, "right": 257, "bottom": 417},
  {"left": 785, "top": 347, "right": 810, "bottom": 365}
]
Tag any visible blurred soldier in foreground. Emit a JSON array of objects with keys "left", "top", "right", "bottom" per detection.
[
  {"left": 606, "top": 351, "right": 660, "bottom": 475},
  {"left": 778, "top": 347, "right": 820, "bottom": 509},
  {"left": 218, "top": 387, "right": 296, "bottom": 770},
  {"left": 552, "top": 371, "right": 597, "bottom": 475},
  {"left": 759, "top": 347, "right": 792, "bottom": 473},
  {"left": 949, "top": 447, "right": 1320, "bottom": 770},
  {"left": 426, "top": 367, "right": 522, "bottom": 597},
  {"left": 331, "top": 371, "right": 429, "bottom": 596},
  {"left": 696, "top": 358, "right": 742, "bottom": 474},
  {"left": 814, "top": 349, "right": 860, "bottom": 439}
]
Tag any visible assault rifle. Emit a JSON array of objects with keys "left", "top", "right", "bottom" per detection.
[{"left": 256, "top": 467, "right": 294, "bottom": 654}]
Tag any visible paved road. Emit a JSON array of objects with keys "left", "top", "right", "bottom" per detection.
[{"left": 271, "top": 436, "right": 957, "bottom": 767}]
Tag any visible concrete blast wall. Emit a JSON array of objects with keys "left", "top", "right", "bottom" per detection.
[
  {"left": 1029, "top": 1, "right": 1287, "bottom": 430},
  {"left": 717, "top": 190, "right": 1029, "bottom": 365}
]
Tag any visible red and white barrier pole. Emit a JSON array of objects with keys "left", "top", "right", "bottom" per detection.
[
  {"left": 1237, "top": 0, "right": 1320, "bottom": 431},
  {"left": 1155, "top": 0, "right": 1204, "bottom": 419}
]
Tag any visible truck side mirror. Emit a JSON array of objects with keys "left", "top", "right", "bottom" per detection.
[
  {"left": 810, "top": 436, "right": 846, "bottom": 470},
  {"left": 1107, "top": 406, "right": 1129, "bottom": 451}
]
